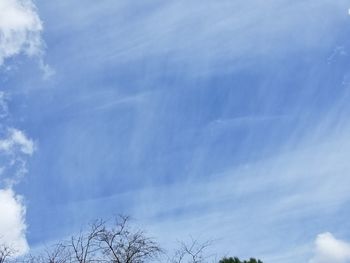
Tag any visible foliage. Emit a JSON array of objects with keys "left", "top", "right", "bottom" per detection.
[{"left": 219, "top": 257, "right": 263, "bottom": 263}]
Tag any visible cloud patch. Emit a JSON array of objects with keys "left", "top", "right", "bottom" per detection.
[
  {"left": 0, "top": 188, "right": 28, "bottom": 255},
  {"left": 0, "top": 128, "right": 35, "bottom": 156},
  {"left": 0, "top": 92, "right": 9, "bottom": 119},
  {"left": 0, "top": 0, "right": 42, "bottom": 255},
  {"left": 0, "top": 101, "right": 35, "bottom": 255},
  {"left": 0, "top": 0, "right": 43, "bottom": 65},
  {"left": 310, "top": 233, "right": 350, "bottom": 263},
  {"left": 0, "top": 128, "right": 35, "bottom": 187}
]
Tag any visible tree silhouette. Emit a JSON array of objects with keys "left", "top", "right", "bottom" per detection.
[{"left": 1, "top": 216, "right": 263, "bottom": 263}]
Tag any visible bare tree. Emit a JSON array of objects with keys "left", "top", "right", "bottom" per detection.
[
  {"left": 19, "top": 243, "right": 70, "bottom": 263},
  {"left": 69, "top": 220, "right": 105, "bottom": 263},
  {"left": 19, "top": 216, "right": 161, "bottom": 263},
  {"left": 0, "top": 244, "right": 16, "bottom": 263},
  {"left": 43, "top": 243, "right": 71, "bottom": 263},
  {"left": 171, "top": 238, "right": 212, "bottom": 263},
  {"left": 0, "top": 216, "right": 263, "bottom": 263},
  {"left": 97, "top": 216, "right": 162, "bottom": 263}
]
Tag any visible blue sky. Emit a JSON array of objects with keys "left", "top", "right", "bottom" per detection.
[{"left": 1, "top": 0, "right": 350, "bottom": 262}]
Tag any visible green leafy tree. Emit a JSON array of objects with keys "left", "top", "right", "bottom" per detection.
[{"left": 219, "top": 256, "right": 263, "bottom": 263}]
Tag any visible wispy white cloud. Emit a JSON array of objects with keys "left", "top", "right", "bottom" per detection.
[
  {"left": 0, "top": 128, "right": 35, "bottom": 156},
  {"left": 54, "top": 0, "right": 349, "bottom": 73},
  {"left": 309, "top": 233, "right": 350, "bottom": 263},
  {"left": 0, "top": 127, "right": 35, "bottom": 186},
  {"left": 0, "top": 92, "right": 9, "bottom": 119},
  {"left": 118, "top": 117, "right": 350, "bottom": 261},
  {"left": 38, "top": 58, "right": 55, "bottom": 80},
  {"left": 16, "top": 0, "right": 350, "bottom": 261},
  {"left": 41, "top": 108, "right": 350, "bottom": 262}
]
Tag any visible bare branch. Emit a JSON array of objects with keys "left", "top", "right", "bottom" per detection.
[
  {"left": 69, "top": 220, "right": 105, "bottom": 263},
  {"left": 0, "top": 244, "right": 17, "bottom": 263},
  {"left": 97, "top": 215, "right": 162, "bottom": 263},
  {"left": 171, "top": 238, "right": 212, "bottom": 263}
]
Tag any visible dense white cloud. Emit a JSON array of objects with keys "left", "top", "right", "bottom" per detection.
[
  {"left": 0, "top": 188, "right": 28, "bottom": 255},
  {"left": 309, "top": 233, "right": 350, "bottom": 263},
  {"left": 0, "top": 0, "right": 43, "bottom": 65}
]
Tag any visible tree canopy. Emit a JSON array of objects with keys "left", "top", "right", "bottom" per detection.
[{"left": 219, "top": 257, "right": 263, "bottom": 263}]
